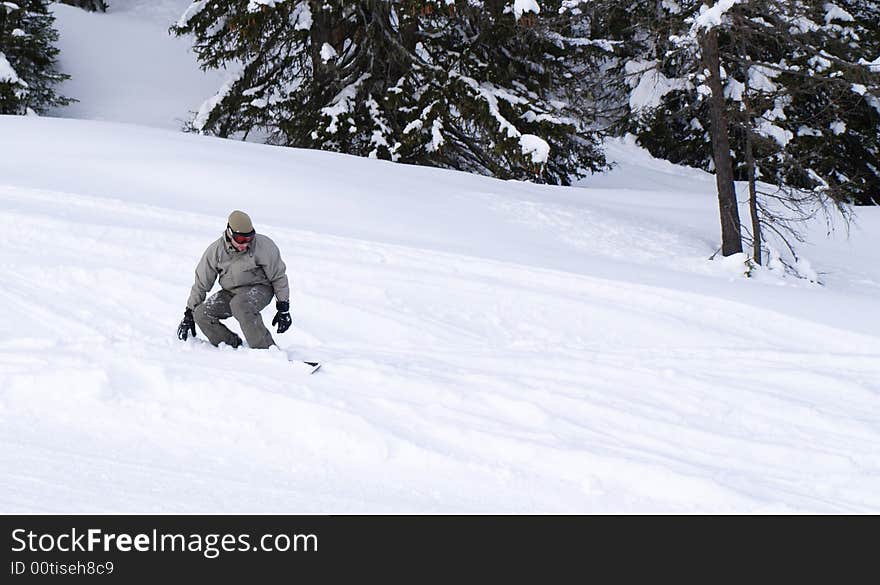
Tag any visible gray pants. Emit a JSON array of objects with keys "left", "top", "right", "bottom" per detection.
[{"left": 193, "top": 285, "right": 275, "bottom": 349}]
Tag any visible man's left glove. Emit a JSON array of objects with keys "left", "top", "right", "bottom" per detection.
[
  {"left": 272, "top": 300, "right": 292, "bottom": 334},
  {"left": 177, "top": 308, "right": 196, "bottom": 340}
]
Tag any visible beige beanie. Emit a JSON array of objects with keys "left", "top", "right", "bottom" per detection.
[{"left": 228, "top": 210, "right": 254, "bottom": 233}]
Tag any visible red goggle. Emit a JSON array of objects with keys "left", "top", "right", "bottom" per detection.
[{"left": 228, "top": 227, "right": 255, "bottom": 244}]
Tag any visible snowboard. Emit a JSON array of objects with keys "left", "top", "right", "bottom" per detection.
[
  {"left": 301, "top": 361, "right": 322, "bottom": 374},
  {"left": 185, "top": 337, "right": 320, "bottom": 373},
  {"left": 288, "top": 356, "right": 322, "bottom": 374}
]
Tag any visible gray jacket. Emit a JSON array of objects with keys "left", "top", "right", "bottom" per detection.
[{"left": 187, "top": 233, "right": 290, "bottom": 310}]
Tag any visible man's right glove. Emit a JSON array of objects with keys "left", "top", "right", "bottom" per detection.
[
  {"left": 177, "top": 308, "right": 196, "bottom": 340},
  {"left": 272, "top": 300, "right": 292, "bottom": 334}
]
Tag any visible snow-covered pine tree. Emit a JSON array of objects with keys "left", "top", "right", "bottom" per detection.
[
  {"left": 384, "top": 0, "right": 609, "bottom": 183},
  {"left": 574, "top": 0, "right": 686, "bottom": 135},
  {"left": 601, "top": 2, "right": 713, "bottom": 167},
  {"left": 593, "top": 0, "right": 879, "bottom": 259},
  {"left": 717, "top": 0, "right": 880, "bottom": 262},
  {"left": 774, "top": 0, "right": 880, "bottom": 208},
  {"left": 638, "top": 1, "right": 879, "bottom": 204},
  {"left": 172, "top": 0, "right": 607, "bottom": 184},
  {"left": 0, "top": 0, "right": 72, "bottom": 115},
  {"left": 58, "top": 0, "right": 108, "bottom": 12}
]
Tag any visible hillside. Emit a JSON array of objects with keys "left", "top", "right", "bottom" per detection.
[{"left": 0, "top": 0, "right": 877, "bottom": 512}]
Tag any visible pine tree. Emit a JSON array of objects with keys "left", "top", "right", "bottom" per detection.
[
  {"left": 575, "top": 0, "right": 685, "bottom": 134},
  {"left": 590, "top": 0, "right": 880, "bottom": 260},
  {"left": 774, "top": 0, "right": 880, "bottom": 207},
  {"left": 58, "top": 0, "right": 108, "bottom": 12},
  {"left": 0, "top": 0, "right": 72, "bottom": 115},
  {"left": 634, "top": 1, "right": 879, "bottom": 203},
  {"left": 172, "top": 0, "right": 608, "bottom": 184}
]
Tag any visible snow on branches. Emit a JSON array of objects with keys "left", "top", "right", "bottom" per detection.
[
  {"left": 0, "top": 0, "right": 71, "bottom": 115},
  {"left": 173, "top": 0, "right": 607, "bottom": 184}
]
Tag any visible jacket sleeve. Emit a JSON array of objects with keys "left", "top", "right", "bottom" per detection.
[
  {"left": 187, "top": 241, "right": 219, "bottom": 310},
  {"left": 258, "top": 237, "right": 290, "bottom": 303}
]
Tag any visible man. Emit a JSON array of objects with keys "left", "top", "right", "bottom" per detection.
[{"left": 177, "top": 210, "right": 292, "bottom": 349}]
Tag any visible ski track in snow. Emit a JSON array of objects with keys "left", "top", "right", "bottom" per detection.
[{"left": 1, "top": 185, "right": 879, "bottom": 513}]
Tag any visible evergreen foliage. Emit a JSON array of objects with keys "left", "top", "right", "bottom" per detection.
[
  {"left": 173, "top": 0, "right": 608, "bottom": 184},
  {"left": 58, "top": 0, "right": 108, "bottom": 12},
  {"left": 604, "top": 0, "right": 880, "bottom": 207},
  {"left": 0, "top": 0, "right": 72, "bottom": 115}
]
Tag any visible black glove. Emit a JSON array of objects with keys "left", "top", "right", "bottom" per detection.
[
  {"left": 272, "top": 300, "right": 292, "bottom": 334},
  {"left": 177, "top": 308, "right": 196, "bottom": 340}
]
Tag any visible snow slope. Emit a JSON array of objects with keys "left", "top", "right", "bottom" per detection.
[
  {"left": 0, "top": 0, "right": 878, "bottom": 512},
  {"left": 49, "top": 0, "right": 224, "bottom": 129},
  {"left": 1, "top": 115, "right": 879, "bottom": 513}
]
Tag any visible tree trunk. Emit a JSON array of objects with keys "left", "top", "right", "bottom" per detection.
[
  {"left": 700, "top": 22, "right": 743, "bottom": 256},
  {"left": 745, "top": 127, "right": 761, "bottom": 264},
  {"left": 738, "top": 33, "right": 760, "bottom": 266}
]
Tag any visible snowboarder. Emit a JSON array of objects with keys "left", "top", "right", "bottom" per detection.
[{"left": 176, "top": 210, "right": 292, "bottom": 349}]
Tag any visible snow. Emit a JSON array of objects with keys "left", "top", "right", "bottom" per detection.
[
  {"left": 860, "top": 56, "right": 880, "bottom": 73},
  {"left": 824, "top": 3, "right": 854, "bottom": 24},
  {"left": 193, "top": 69, "right": 242, "bottom": 131},
  {"left": 176, "top": 0, "right": 207, "bottom": 28},
  {"left": 724, "top": 78, "right": 744, "bottom": 101},
  {"left": 49, "top": 1, "right": 226, "bottom": 130},
  {"left": 453, "top": 73, "right": 526, "bottom": 139},
  {"left": 797, "top": 126, "right": 822, "bottom": 137},
  {"left": 513, "top": 0, "right": 541, "bottom": 20},
  {"left": 753, "top": 95, "right": 793, "bottom": 147},
  {"left": 1, "top": 116, "right": 879, "bottom": 513},
  {"left": 248, "top": 0, "right": 282, "bottom": 12},
  {"left": 626, "top": 60, "right": 690, "bottom": 112},
  {"left": 757, "top": 120, "right": 793, "bottom": 147},
  {"left": 661, "top": 0, "right": 682, "bottom": 14},
  {"left": 320, "top": 42, "right": 338, "bottom": 63},
  {"left": 321, "top": 74, "right": 370, "bottom": 134},
  {"left": 402, "top": 119, "right": 422, "bottom": 134},
  {"left": 794, "top": 257, "right": 819, "bottom": 283},
  {"left": 748, "top": 64, "right": 780, "bottom": 93},
  {"left": 0, "top": 51, "right": 22, "bottom": 84},
  {"left": 1, "top": 1, "right": 879, "bottom": 513},
  {"left": 428, "top": 118, "right": 444, "bottom": 152},
  {"left": 519, "top": 134, "right": 550, "bottom": 164},
  {"left": 799, "top": 17, "right": 824, "bottom": 34},
  {"left": 809, "top": 54, "right": 832, "bottom": 73},
  {"left": 290, "top": 1, "right": 312, "bottom": 31},
  {"left": 365, "top": 96, "right": 396, "bottom": 160},
  {"left": 693, "top": 0, "right": 740, "bottom": 30},
  {"left": 829, "top": 120, "right": 846, "bottom": 135}
]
